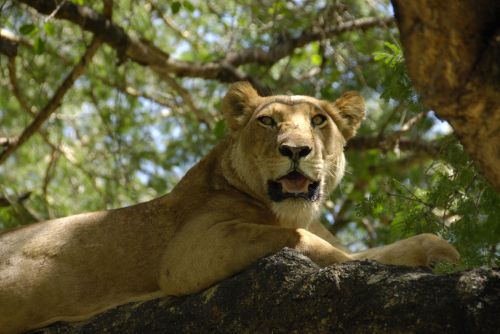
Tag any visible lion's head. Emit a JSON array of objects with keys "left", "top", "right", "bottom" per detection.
[{"left": 222, "top": 82, "right": 364, "bottom": 228}]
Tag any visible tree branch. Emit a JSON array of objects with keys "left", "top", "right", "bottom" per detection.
[
  {"left": 1, "top": 28, "right": 189, "bottom": 122},
  {"left": 223, "top": 17, "right": 394, "bottom": 68},
  {"left": 0, "top": 192, "right": 31, "bottom": 208},
  {"left": 8, "top": 57, "right": 36, "bottom": 115},
  {"left": 5, "top": 53, "right": 106, "bottom": 205},
  {"left": 16, "top": 0, "right": 393, "bottom": 82},
  {"left": 157, "top": 73, "right": 213, "bottom": 127},
  {"left": 0, "top": 33, "right": 17, "bottom": 57},
  {"left": 0, "top": 137, "right": 16, "bottom": 147},
  {"left": 147, "top": 0, "right": 196, "bottom": 48},
  {"left": 347, "top": 135, "right": 440, "bottom": 157},
  {"left": 0, "top": 37, "right": 102, "bottom": 165},
  {"left": 34, "top": 249, "right": 500, "bottom": 333},
  {"left": 392, "top": 0, "right": 500, "bottom": 189},
  {"left": 8, "top": 53, "right": 77, "bottom": 162}
]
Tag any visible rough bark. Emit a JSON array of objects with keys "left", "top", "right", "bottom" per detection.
[
  {"left": 31, "top": 249, "right": 499, "bottom": 334},
  {"left": 392, "top": 0, "right": 500, "bottom": 190}
]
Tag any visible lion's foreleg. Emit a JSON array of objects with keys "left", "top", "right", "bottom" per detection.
[{"left": 158, "top": 221, "right": 352, "bottom": 296}]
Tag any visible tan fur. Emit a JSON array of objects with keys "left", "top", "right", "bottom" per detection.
[{"left": 0, "top": 82, "right": 459, "bottom": 333}]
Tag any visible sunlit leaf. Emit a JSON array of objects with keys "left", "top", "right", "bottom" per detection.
[{"left": 311, "top": 54, "right": 322, "bottom": 66}]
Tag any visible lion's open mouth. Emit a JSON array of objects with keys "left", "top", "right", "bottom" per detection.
[
  {"left": 268, "top": 171, "right": 320, "bottom": 202},
  {"left": 278, "top": 171, "right": 312, "bottom": 193}
]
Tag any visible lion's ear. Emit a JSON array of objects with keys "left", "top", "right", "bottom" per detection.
[
  {"left": 222, "top": 82, "right": 261, "bottom": 131},
  {"left": 334, "top": 91, "right": 365, "bottom": 140}
]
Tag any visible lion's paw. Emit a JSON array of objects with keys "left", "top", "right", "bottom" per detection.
[{"left": 416, "top": 233, "right": 460, "bottom": 267}]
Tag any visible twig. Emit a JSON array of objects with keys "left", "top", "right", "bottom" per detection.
[
  {"left": 329, "top": 199, "right": 353, "bottom": 234},
  {"left": 2, "top": 28, "right": 185, "bottom": 119},
  {"left": 377, "top": 102, "right": 406, "bottom": 138},
  {"left": 0, "top": 137, "right": 16, "bottom": 146},
  {"left": 158, "top": 72, "right": 212, "bottom": 127},
  {"left": 96, "top": 75, "right": 179, "bottom": 110},
  {"left": 44, "top": 0, "right": 66, "bottom": 22},
  {"left": 5, "top": 34, "right": 107, "bottom": 197},
  {"left": 42, "top": 147, "right": 59, "bottom": 219},
  {"left": 400, "top": 111, "right": 427, "bottom": 133},
  {"left": 386, "top": 192, "right": 431, "bottom": 208},
  {"left": 1, "top": 28, "right": 73, "bottom": 66},
  {"left": 360, "top": 218, "right": 376, "bottom": 247},
  {"left": 0, "top": 37, "right": 102, "bottom": 165},
  {"left": 386, "top": 179, "right": 430, "bottom": 208},
  {"left": 385, "top": 110, "right": 428, "bottom": 156},
  {"left": 386, "top": 110, "right": 428, "bottom": 142},
  {"left": 8, "top": 46, "right": 79, "bottom": 165},
  {"left": 16, "top": 0, "right": 393, "bottom": 81},
  {"left": 8, "top": 57, "right": 35, "bottom": 114},
  {"left": 0, "top": 192, "right": 31, "bottom": 208},
  {"left": 147, "top": 0, "right": 196, "bottom": 48}
]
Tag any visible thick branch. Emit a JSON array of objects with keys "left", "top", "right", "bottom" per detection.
[
  {"left": 0, "top": 192, "right": 31, "bottom": 208},
  {"left": 16, "top": 0, "right": 393, "bottom": 82},
  {"left": 0, "top": 34, "right": 17, "bottom": 57},
  {"left": 34, "top": 249, "right": 500, "bottom": 333},
  {"left": 0, "top": 37, "right": 101, "bottom": 165},
  {"left": 222, "top": 17, "right": 394, "bottom": 68},
  {"left": 347, "top": 135, "right": 440, "bottom": 156}
]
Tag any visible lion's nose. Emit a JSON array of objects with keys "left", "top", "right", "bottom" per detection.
[{"left": 279, "top": 144, "right": 312, "bottom": 161}]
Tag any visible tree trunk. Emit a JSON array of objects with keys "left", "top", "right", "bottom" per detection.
[
  {"left": 31, "top": 249, "right": 499, "bottom": 333},
  {"left": 391, "top": 0, "right": 500, "bottom": 190}
]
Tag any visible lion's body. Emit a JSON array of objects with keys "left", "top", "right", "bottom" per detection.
[{"left": 0, "top": 83, "right": 459, "bottom": 333}]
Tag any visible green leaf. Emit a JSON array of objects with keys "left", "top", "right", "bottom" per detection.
[
  {"left": 390, "top": 211, "right": 407, "bottom": 240},
  {"left": 311, "top": 54, "right": 322, "bottom": 66},
  {"left": 372, "top": 51, "right": 389, "bottom": 61},
  {"left": 183, "top": 1, "right": 195, "bottom": 12},
  {"left": 34, "top": 37, "right": 45, "bottom": 54},
  {"left": 171, "top": 1, "right": 181, "bottom": 14},
  {"left": 44, "top": 22, "right": 55, "bottom": 35},
  {"left": 20, "top": 24, "right": 37, "bottom": 35},
  {"left": 384, "top": 41, "right": 400, "bottom": 54}
]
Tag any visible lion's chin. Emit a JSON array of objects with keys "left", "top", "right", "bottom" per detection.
[{"left": 267, "top": 171, "right": 321, "bottom": 202}]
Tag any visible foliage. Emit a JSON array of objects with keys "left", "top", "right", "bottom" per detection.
[
  {"left": 0, "top": 0, "right": 497, "bottom": 269},
  {"left": 353, "top": 42, "right": 499, "bottom": 269}
]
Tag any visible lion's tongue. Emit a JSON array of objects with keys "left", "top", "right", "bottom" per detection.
[{"left": 279, "top": 172, "right": 310, "bottom": 194}]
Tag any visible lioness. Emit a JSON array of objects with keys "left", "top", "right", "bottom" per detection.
[{"left": 0, "top": 82, "right": 459, "bottom": 333}]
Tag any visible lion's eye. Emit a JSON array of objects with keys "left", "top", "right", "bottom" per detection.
[
  {"left": 258, "top": 116, "right": 275, "bottom": 127},
  {"left": 311, "top": 114, "right": 327, "bottom": 127}
]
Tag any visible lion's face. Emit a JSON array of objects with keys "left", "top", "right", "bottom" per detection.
[{"left": 222, "top": 82, "right": 364, "bottom": 228}]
